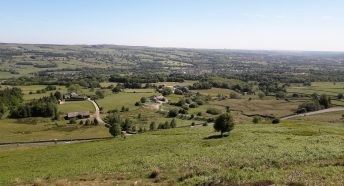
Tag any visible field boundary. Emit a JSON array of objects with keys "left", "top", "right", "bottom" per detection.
[{"left": 0, "top": 137, "right": 113, "bottom": 147}]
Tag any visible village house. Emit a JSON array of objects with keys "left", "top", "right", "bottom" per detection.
[{"left": 64, "top": 92, "right": 88, "bottom": 101}]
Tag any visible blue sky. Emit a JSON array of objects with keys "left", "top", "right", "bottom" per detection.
[{"left": 0, "top": 0, "right": 343, "bottom": 51}]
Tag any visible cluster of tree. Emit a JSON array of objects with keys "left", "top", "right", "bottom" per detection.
[
  {"left": 10, "top": 95, "right": 58, "bottom": 119},
  {"left": 33, "top": 85, "right": 57, "bottom": 94},
  {"left": 109, "top": 73, "right": 204, "bottom": 85},
  {"left": 168, "top": 95, "right": 209, "bottom": 117},
  {"left": 0, "top": 88, "right": 23, "bottom": 118},
  {"left": 297, "top": 93, "right": 331, "bottom": 113},
  {"left": 258, "top": 80, "right": 287, "bottom": 96},
  {"left": 3, "top": 74, "right": 105, "bottom": 88},
  {"left": 106, "top": 114, "right": 146, "bottom": 136}
]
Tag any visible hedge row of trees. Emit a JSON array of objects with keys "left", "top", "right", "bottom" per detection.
[{"left": 10, "top": 95, "right": 59, "bottom": 119}]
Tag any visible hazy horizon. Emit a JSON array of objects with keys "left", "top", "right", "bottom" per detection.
[{"left": 1, "top": 0, "right": 344, "bottom": 52}]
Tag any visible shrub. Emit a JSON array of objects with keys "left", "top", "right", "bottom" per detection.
[
  {"left": 206, "top": 108, "right": 222, "bottom": 115},
  {"left": 189, "top": 103, "right": 198, "bottom": 108},
  {"left": 168, "top": 109, "right": 179, "bottom": 117},
  {"left": 69, "top": 118, "right": 77, "bottom": 124},
  {"left": 179, "top": 108, "right": 188, "bottom": 114},
  {"left": 252, "top": 116, "right": 261, "bottom": 124},
  {"left": 93, "top": 118, "right": 99, "bottom": 125},
  {"left": 174, "top": 89, "right": 183, "bottom": 95},
  {"left": 149, "top": 122, "right": 156, "bottom": 131},
  {"left": 258, "top": 92, "right": 265, "bottom": 99},
  {"left": 161, "top": 87, "right": 172, "bottom": 96},
  {"left": 85, "top": 119, "right": 91, "bottom": 126},
  {"left": 140, "top": 97, "right": 146, "bottom": 103},
  {"left": 229, "top": 92, "right": 240, "bottom": 99},
  {"left": 149, "top": 168, "right": 161, "bottom": 178},
  {"left": 272, "top": 118, "right": 280, "bottom": 124}
]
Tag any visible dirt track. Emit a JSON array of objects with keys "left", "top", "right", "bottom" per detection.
[{"left": 281, "top": 107, "right": 344, "bottom": 120}]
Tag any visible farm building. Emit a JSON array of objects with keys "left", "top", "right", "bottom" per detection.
[{"left": 64, "top": 92, "right": 88, "bottom": 101}]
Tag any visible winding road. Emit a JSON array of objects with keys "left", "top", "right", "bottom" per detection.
[
  {"left": 87, "top": 98, "right": 106, "bottom": 125},
  {"left": 281, "top": 107, "right": 344, "bottom": 120}
]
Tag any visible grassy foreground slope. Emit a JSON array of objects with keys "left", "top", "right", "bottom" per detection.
[{"left": 1, "top": 121, "right": 344, "bottom": 185}]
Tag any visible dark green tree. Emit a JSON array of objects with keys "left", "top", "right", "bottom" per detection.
[{"left": 214, "top": 113, "right": 235, "bottom": 137}]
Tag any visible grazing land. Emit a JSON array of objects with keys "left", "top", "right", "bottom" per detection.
[
  {"left": 58, "top": 101, "right": 95, "bottom": 114},
  {"left": 0, "top": 119, "right": 110, "bottom": 144},
  {"left": 0, "top": 121, "right": 343, "bottom": 185}
]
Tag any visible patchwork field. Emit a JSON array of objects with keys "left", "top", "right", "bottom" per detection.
[{"left": 0, "top": 121, "right": 343, "bottom": 185}]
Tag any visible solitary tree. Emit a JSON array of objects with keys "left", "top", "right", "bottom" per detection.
[{"left": 214, "top": 113, "right": 235, "bottom": 137}]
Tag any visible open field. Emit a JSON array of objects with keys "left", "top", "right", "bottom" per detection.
[
  {"left": 210, "top": 99, "right": 302, "bottom": 118},
  {"left": 0, "top": 71, "right": 20, "bottom": 79},
  {"left": 288, "top": 82, "right": 344, "bottom": 96},
  {"left": 96, "top": 92, "right": 157, "bottom": 112},
  {"left": 191, "top": 88, "right": 238, "bottom": 96},
  {"left": 0, "top": 119, "right": 110, "bottom": 144},
  {"left": 0, "top": 121, "right": 343, "bottom": 185},
  {"left": 58, "top": 101, "right": 95, "bottom": 114}
]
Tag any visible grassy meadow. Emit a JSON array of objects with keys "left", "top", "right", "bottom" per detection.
[
  {"left": 58, "top": 101, "right": 95, "bottom": 114},
  {"left": 0, "top": 121, "right": 343, "bottom": 185},
  {"left": 0, "top": 119, "right": 110, "bottom": 143},
  {"left": 288, "top": 82, "right": 344, "bottom": 96}
]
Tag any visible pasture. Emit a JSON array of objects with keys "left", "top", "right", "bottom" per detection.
[
  {"left": 58, "top": 101, "right": 95, "bottom": 114},
  {"left": 191, "top": 88, "right": 238, "bottom": 96},
  {"left": 0, "top": 121, "right": 343, "bottom": 185},
  {"left": 96, "top": 92, "right": 157, "bottom": 112},
  {"left": 288, "top": 82, "right": 344, "bottom": 96},
  {"left": 210, "top": 99, "right": 302, "bottom": 118},
  {"left": 0, "top": 119, "right": 110, "bottom": 144}
]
